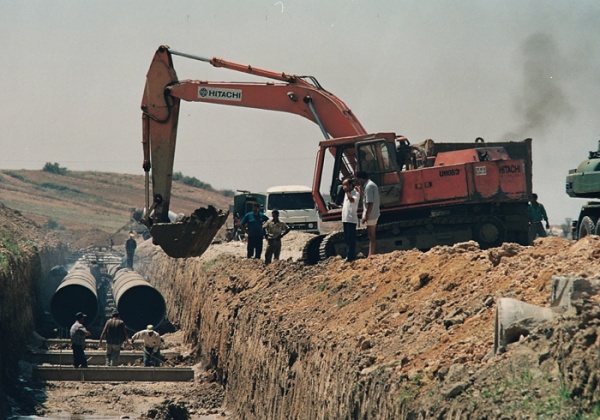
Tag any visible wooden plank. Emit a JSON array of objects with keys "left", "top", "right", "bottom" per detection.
[
  {"left": 27, "top": 350, "right": 179, "bottom": 365},
  {"left": 32, "top": 366, "right": 194, "bottom": 382}
]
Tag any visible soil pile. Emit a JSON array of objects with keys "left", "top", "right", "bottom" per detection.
[{"left": 131, "top": 233, "right": 600, "bottom": 418}]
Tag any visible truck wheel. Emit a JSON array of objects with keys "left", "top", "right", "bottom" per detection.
[
  {"left": 578, "top": 216, "right": 597, "bottom": 239},
  {"left": 595, "top": 220, "right": 600, "bottom": 236}
]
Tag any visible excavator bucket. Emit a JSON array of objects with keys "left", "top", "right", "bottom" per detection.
[{"left": 149, "top": 206, "right": 229, "bottom": 258}]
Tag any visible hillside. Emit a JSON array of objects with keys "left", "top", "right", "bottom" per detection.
[{"left": 0, "top": 169, "right": 233, "bottom": 250}]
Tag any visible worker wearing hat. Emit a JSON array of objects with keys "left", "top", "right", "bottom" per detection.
[
  {"left": 131, "top": 324, "right": 162, "bottom": 367},
  {"left": 70, "top": 312, "right": 91, "bottom": 368},
  {"left": 125, "top": 231, "right": 137, "bottom": 269}
]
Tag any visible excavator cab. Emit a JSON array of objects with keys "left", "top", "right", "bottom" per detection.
[{"left": 313, "top": 133, "right": 404, "bottom": 219}]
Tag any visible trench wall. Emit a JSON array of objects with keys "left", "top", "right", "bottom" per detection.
[
  {"left": 139, "top": 253, "right": 410, "bottom": 419},
  {"left": 0, "top": 242, "right": 67, "bottom": 417}
]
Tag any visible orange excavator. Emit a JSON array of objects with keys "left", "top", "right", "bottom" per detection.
[{"left": 141, "top": 45, "right": 532, "bottom": 261}]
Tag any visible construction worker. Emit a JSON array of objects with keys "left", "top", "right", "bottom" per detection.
[
  {"left": 341, "top": 178, "right": 359, "bottom": 262},
  {"left": 263, "top": 210, "right": 290, "bottom": 264},
  {"left": 98, "top": 310, "right": 132, "bottom": 366},
  {"left": 70, "top": 312, "right": 91, "bottom": 368},
  {"left": 356, "top": 171, "right": 380, "bottom": 257},
  {"left": 132, "top": 324, "right": 162, "bottom": 367},
  {"left": 125, "top": 232, "right": 137, "bottom": 269},
  {"left": 528, "top": 193, "right": 550, "bottom": 242},
  {"left": 240, "top": 203, "right": 268, "bottom": 259}
]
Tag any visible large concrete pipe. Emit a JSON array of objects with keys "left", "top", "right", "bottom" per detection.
[
  {"left": 494, "top": 298, "right": 555, "bottom": 354},
  {"left": 50, "top": 266, "right": 98, "bottom": 328},
  {"left": 107, "top": 263, "right": 123, "bottom": 278},
  {"left": 494, "top": 276, "right": 600, "bottom": 354},
  {"left": 112, "top": 269, "right": 166, "bottom": 332}
]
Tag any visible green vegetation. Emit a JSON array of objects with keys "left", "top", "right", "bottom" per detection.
[
  {"left": 40, "top": 182, "right": 81, "bottom": 194},
  {"left": 172, "top": 171, "right": 234, "bottom": 197},
  {"left": 44, "top": 218, "right": 65, "bottom": 230},
  {"left": 173, "top": 171, "right": 213, "bottom": 189},
  {"left": 474, "top": 366, "right": 583, "bottom": 418},
  {"left": 4, "top": 171, "right": 27, "bottom": 182},
  {"left": 0, "top": 236, "right": 20, "bottom": 270},
  {"left": 201, "top": 259, "right": 218, "bottom": 272},
  {"left": 43, "top": 162, "right": 69, "bottom": 175}
]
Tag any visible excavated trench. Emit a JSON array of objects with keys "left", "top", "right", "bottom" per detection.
[
  {"left": 6, "top": 210, "right": 600, "bottom": 419},
  {"left": 0, "top": 223, "right": 67, "bottom": 417}
]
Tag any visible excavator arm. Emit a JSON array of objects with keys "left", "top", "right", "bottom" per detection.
[{"left": 141, "top": 45, "right": 366, "bottom": 258}]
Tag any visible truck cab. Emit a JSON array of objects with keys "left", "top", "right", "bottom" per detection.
[{"left": 264, "top": 186, "right": 320, "bottom": 234}]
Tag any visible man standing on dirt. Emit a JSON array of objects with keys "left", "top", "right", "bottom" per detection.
[
  {"left": 240, "top": 203, "right": 268, "bottom": 259},
  {"left": 342, "top": 178, "right": 359, "bottom": 262},
  {"left": 132, "top": 324, "right": 162, "bottom": 367},
  {"left": 98, "top": 310, "right": 132, "bottom": 366},
  {"left": 70, "top": 312, "right": 91, "bottom": 368},
  {"left": 125, "top": 232, "right": 137, "bottom": 269},
  {"left": 528, "top": 193, "right": 549, "bottom": 242},
  {"left": 356, "top": 171, "right": 380, "bottom": 257},
  {"left": 263, "top": 210, "right": 290, "bottom": 264}
]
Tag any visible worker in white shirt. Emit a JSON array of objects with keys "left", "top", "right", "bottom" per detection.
[{"left": 131, "top": 324, "right": 162, "bottom": 367}]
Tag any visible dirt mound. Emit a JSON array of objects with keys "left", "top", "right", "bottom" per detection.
[{"left": 140, "top": 234, "right": 600, "bottom": 418}]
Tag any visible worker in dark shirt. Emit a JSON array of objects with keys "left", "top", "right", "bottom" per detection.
[
  {"left": 125, "top": 232, "right": 137, "bottom": 269},
  {"left": 240, "top": 203, "right": 268, "bottom": 259},
  {"left": 99, "top": 310, "right": 132, "bottom": 366},
  {"left": 528, "top": 193, "right": 549, "bottom": 243}
]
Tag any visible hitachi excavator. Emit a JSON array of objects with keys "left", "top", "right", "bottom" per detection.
[{"left": 141, "top": 45, "right": 533, "bottom": 261}]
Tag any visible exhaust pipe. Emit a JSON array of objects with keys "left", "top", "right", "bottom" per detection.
[
  {"left": 112, "top": 269, "right": 166, "bottom": 332},
  {"left": 50, "top": 266, "right": 99, "bottom": 328}
]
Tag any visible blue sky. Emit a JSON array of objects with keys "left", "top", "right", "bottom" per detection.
[{"left": 2, "top": 1, "right": 600, "bottom": 223}]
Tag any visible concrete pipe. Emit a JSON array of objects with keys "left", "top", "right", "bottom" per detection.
[
  {"left": 112, "top": 269, "right": 166, "bottom": 332},
  {"left": 107, "top": 263, "right": 123, "bottom": 278},
  {"left": 494, "top": 297, "right": 555, "bottom": 354},
  {"left": 50, "top": 267, "right": 98, "bottom": 328}
]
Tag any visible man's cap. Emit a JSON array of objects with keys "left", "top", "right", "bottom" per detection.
[
  {"left": 75, "top": 312, "right": 87, "bottom": 319},
  {"left": 129, "top": 233, "right": 135, "bottom": 237},
  {"left": 112, "top": 310, "right": 119, "bottom": 317},
  {"left": 147, "top": 324, "right": 153, "bottom": 330},
  {"left": 272, "top": 210, "right": 279, "bottom": 215}
]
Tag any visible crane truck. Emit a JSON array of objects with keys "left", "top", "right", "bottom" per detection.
[
  {"left": 140, "top": 45, "right": 533, "bottom": 262},
  {"left": 566, "top": 140, "right": 600, "bottom": 239}
]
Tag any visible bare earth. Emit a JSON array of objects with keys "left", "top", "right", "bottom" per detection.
[{"left": 19, "top": 229, "right": 600, "bottom": 418}]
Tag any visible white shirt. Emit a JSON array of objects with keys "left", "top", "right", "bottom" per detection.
[
  {"left": 342, "top": 189, "right": 359, "bottom": 224},
  {"left": 132, "top": 329, "right": 161, "bottom": 350},
  {"left": 363, "top": 179, "right": 380, "bottom": 220}
]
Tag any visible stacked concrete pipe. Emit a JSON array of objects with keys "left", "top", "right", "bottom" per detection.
[
  {"left": 50, "top": 265, "right": 99, "bottom": 328},
  {"left": 112, "top": 269, "right": 166, "bottom": 332}
]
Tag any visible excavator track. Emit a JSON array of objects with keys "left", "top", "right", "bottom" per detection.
[
  {"left": 301, "top": 234, "right": 326, "bottom": 265},
  {"left": 303, "top": 212, "right": 526, "bottom": 264}
]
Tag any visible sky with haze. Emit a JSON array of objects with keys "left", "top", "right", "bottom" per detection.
[{"left": 2, "top": 1, "right": 600, "bottom": 224}]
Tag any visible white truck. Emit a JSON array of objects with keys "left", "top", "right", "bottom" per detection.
[{"left": 264, "top": 185, "right": 320, "bottom": 234}]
